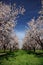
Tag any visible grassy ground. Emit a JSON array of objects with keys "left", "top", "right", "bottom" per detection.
[{"left": 0, "top": 50, "right": 43, "bottom": 65}]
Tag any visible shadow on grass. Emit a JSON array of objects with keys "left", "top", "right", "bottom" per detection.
[
  {"left": 34, "top": 52, "right": 43, "bottom": 58},
  {"left": 24, "top": 50, "right": 43, "bottom": 57},
  {"left": 0, "top": 50, "right": 19, "bottom": 65},
  {"left": 25, "top": 50, "right": 35, "bottom": 54},
  {"left": 0, "top": 51, "right": 18, "bottom": 61}
]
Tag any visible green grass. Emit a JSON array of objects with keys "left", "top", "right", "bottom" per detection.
[{"left": 0, "top": 50, "right": 43, "bottom": 65}]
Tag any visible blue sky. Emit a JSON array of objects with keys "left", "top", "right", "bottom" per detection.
[
  {"left": 14, "top": 0, "right": 41, "bottom": 42},
  {"left": 0, "top": 0, "right": 41, "bottom": 43}
]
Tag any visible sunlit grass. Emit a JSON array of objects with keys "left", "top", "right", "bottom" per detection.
[{"left": 0, "top": 50, "right": 43, "bottom": 65}]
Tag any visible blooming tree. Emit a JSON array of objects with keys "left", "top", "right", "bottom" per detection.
[
  {"left": 23, "top": 17, "right": 43, "bottom": 51},
  {"left": 0, "top": 2, "right": 25, "bottom": 52}
]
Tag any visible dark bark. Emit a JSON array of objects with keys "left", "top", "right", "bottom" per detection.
[
  {"left": 33, "top": 47, "right": 35, "bottom": 53},
  {"left": 32, "top": 36, "right": 43, "bottom": 50},
  {"left": 3, "top": 44, "right": 6, "bottom": 52}
]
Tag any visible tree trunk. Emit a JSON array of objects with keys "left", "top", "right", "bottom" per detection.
[
  {"left": 33, "top": 47, "right": 35, "bottom": 53},
  {"left": 42, "top": 46, "right": 43, "bottom": 50},
  {"left": 3, "top": 44, "right": 6, "bottom": 52},
  {"left": 10, "top": 44, "right": 12, "bottom": 52}
]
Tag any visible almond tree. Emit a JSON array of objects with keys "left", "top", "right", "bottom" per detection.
[
  {"left": 9, "top": 32, "right": 19, "bottom": 52},
  {"left": 0, "top": 2, "right": 25, "bottom": 52},
  {"left": 23, "top": 18, "right": 43, "bottom": 52},
  {"left": 28, "top": 18, "right": 43, "bottom": 50},
  {"left": 22, "top": 0, "right": 43, "bottom": 52}
]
